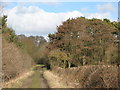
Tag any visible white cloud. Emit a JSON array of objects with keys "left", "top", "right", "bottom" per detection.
[
  {"left": 6, "top": 6, "right": 111, "bottom": 36},
  {"left": 6, "top": 6, "right": 84, "bottom": 36},
  {"left": 97, "top": 3, "right": 114, "bottom": 13}
]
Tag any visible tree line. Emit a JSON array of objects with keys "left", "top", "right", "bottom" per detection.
[
  {"left": 1, "top": 15, "right": 120, "bottom": 69},
  {"left": 1, "top": 15, "right": 48, "bottom": 66},
  {"left": 46, "top": 17, "right": 120, "bottom": 68}
]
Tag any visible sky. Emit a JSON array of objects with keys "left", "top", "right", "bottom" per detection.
[{"left": 3, "top": 2, "right": 118, "bottom": 38}]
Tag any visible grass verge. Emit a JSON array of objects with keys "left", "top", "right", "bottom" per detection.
[{"left": 3, "top": 71, "right": 34, "bottom": 88}]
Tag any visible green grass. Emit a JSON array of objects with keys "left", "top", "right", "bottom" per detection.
[
  {"left": 42, "top": 67, "right": 47, "bottom": 71},
  {"left": 35, "top": 64, "right": 45, "bottom": 67},
  {"left": 31, "top": 64, "right": 45, "bottom": 71},
  {"left": 29, "top": 71, "right": 41, "bottom": 88}
]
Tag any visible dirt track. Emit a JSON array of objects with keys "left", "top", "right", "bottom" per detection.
[
  {"left": 3, "top": 66, "right": 67, "bottom": 88},
  {"left": 21, "top": 68, "right": 50, "bottom": 88}
]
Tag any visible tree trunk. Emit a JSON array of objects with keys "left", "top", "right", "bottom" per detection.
[
  {"left": 64, "top": 60, "right": 66, "bottom": 68},
  {"left": 68, "top": 62, "right": 71, "bottom": 68}
]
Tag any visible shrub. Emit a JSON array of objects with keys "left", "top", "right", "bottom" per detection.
[{"left": 48, "top": 49, "right": 69, "bottom": 68}]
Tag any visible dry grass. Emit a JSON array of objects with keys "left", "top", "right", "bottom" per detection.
[
  {"left": 43, "top": 70, "right": 71, "bottom": 88},
  {"left": 3, "top": 71, "right": 34, "bottom": 88},
  {"left": 52, "top": 65, "right": 119, "bottom": 88}
]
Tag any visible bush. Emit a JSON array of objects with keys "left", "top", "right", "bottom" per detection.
[{"left": 48, "top": 49, "right": 69, "bottom": 68}]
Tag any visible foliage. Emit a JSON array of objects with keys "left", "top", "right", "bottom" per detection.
[
  {"left": 48, "top": 49, "right": 69, "bottom": 68},
  {"left": 2, "top": 15, "right": 7, "bottom": 27},
  {"left": 103, "top": 18, "right": 110, "bottom": 23},
  {"left": 1, "top": 15, "right": 23, "bottom": 48},
  {"left": 47, "top": 17, "right": 119, "bottom": 68},
  {"left": 1, "top": 15, "right": 48, "bottom": 64},
  {"left": 17, "top": 35, "right": 48, "bottom": 65}
]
